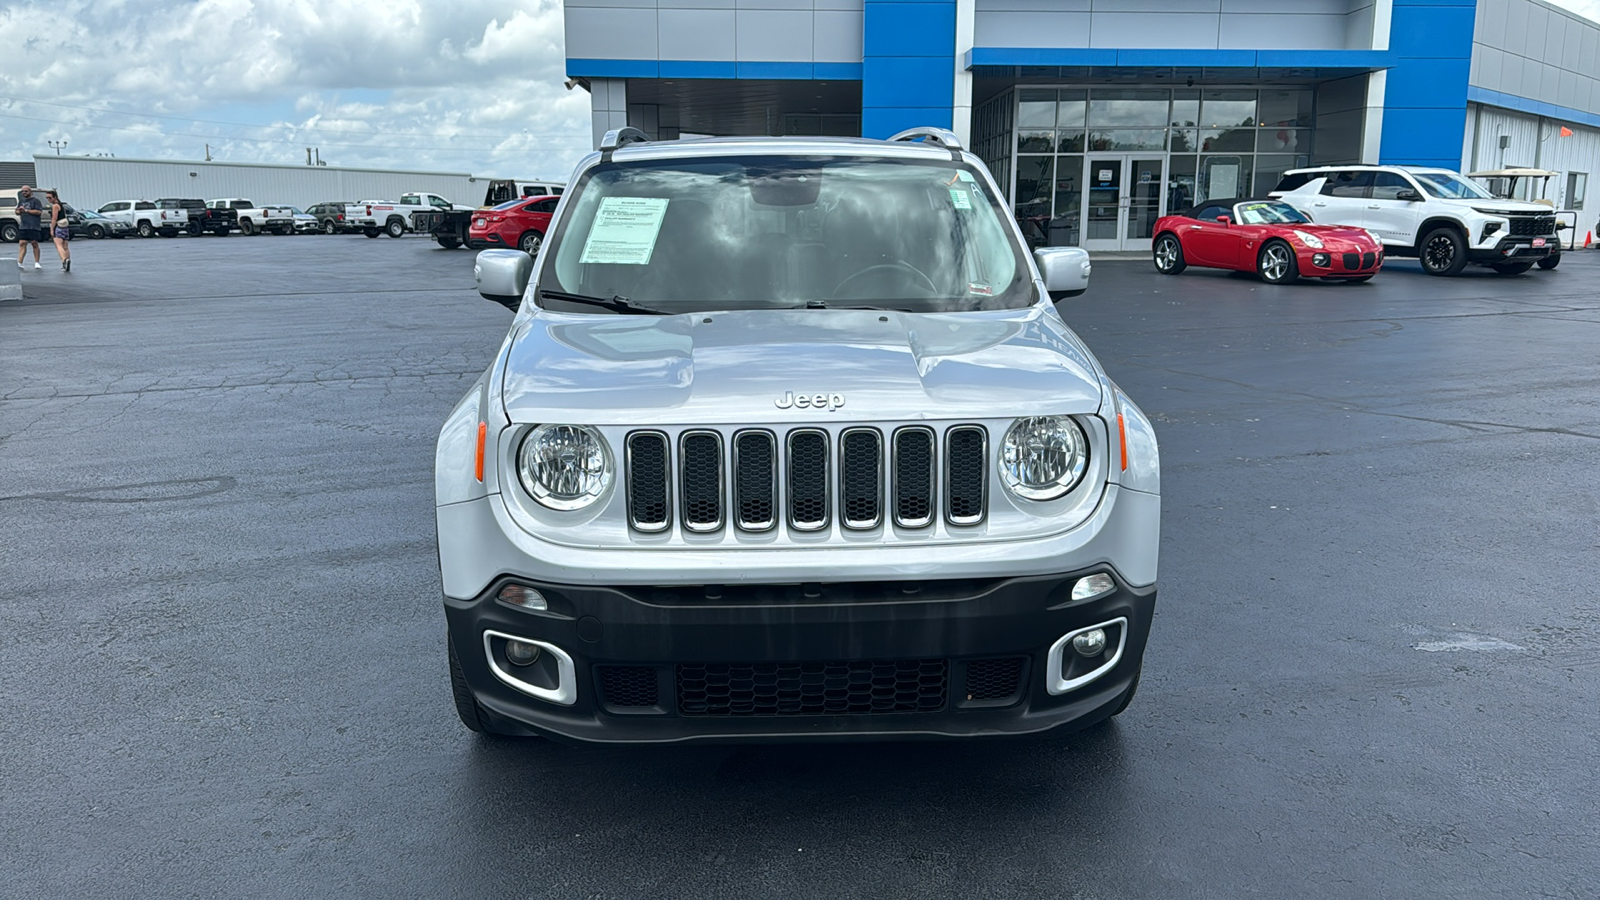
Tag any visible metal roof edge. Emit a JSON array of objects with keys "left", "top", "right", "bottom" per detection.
[{"left": 30, "top": 154, "right": 477, "bottom": 178}]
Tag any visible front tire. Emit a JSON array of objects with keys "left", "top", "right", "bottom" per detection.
[
  {"left": 385, "top": 218, "right": 406, "bottom": 238},
  {"left": 518, "top": 230, "right": 544, "bottom": 255},
  {"left": 87, "top": 224, "right": 105, "bottom": 239},
  {"left": 1257, "top": 240, "right": 1299, "bottom": 284},
  {"left": 1537, "top": 251, "right": 1560, "bottom": 270},
  {"left": 1419, "top": 226, "right": 1468, "bottom": 276},
  {"left": 1, "top": 222, "right": 17, "bottom": 242},
  {"left": 1491, "top": 261, "right": 1534, "bottom": 275},
  {"left": 323, "top": 220, "right": 337, "bottom": 235},
  {"left": 1152, "top": 233, "right": 1186, "bottom": 274}
]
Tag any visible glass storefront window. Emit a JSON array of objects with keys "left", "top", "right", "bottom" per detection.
[
  {"left": 1167, "top": 155, "right": 1198, "bottom": 211},
  {"left": 1200, "top": 127, "right": 1255, "bottom": 153},
  {"left": 1169, "top": 129, "right": 1198, "bottom": 153},
  {"left": 1088, "top": 129, "right": 1167, "bottom": 151},
  {"left": 1051, "top": 155, "right": 1084, "bottom": 247},
  {"left": 1057, "top": 89, "right": 1087, "bottom": 152},
  {"left": 1014, "top": 155, "right": 1054, "bottom": 247},
  {"left": 1170, "top": 90, "right": 1199, "bottom": 128},
  {"left": 1253, "top": 155, "right": 1301, "bottom": 197},
  {"left": 1200, "top": 155, "right": 1254, "bottom": 200},
  {"left": 1258, "top": 89, "right": 1314, "bottom": 129},
  {"left": 1089, "top": 90, "right": 1169, "bottom": 127},
  {"left": 1257, "top": 128, "right": 1308, "bottom": 154},
  {"left": 1201, "top": 90, "right": 1257, "bottom": 128},
  {"left": 1017, "top": 90, "right": 1056, "bottom": 153}
]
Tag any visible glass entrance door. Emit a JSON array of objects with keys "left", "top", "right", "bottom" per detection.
[{"left": 1081, "top": 156, "right": 1166, "bottom": 251}]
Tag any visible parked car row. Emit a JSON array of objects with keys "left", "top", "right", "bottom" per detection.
[{"left": 1151, "top": 163, "right": 1572, "bottom": 283}]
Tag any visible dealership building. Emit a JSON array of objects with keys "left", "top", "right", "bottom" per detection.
[{"left": 565, "top": 0, "right": 1599, "bottom": 251}]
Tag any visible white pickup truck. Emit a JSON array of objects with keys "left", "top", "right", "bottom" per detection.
[
  {"left": 349, "top": 191, "right": 471, "bottom": 238},
  {"left": 95, "top": 200, "right": 190, "bottom": 238},
  {"left": 209, "top": 198, "right": 295, "bottom": 236}
]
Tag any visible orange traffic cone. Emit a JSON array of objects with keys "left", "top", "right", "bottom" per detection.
[{"left": 1586, "top": 230, "right": 1593, "bottom": 249}]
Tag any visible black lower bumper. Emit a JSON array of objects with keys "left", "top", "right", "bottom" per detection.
[
  {"left": 1471, "top": 235, "right": 1555, "bottom": 262},
  {"left": 444, "top": 569, "right": 1157, "bottom": 744}
]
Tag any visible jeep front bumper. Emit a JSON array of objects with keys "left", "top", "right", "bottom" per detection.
[{"left": 446, "top": 569, "right": 1155, "bottom": 744}]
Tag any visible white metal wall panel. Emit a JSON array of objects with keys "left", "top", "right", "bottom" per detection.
[
  {"left": 972, "top": 0, "right": 1381, "bottom": 52},
  {"left": 30, "top": 157, "right": 490, "bottom": 211},
  {"left": 566, "top": 0, "right": 864, "bottom": 63},
  {"left": 1466, "top": 104, "right": 1600, "bottom": 223},
  {"left": 1472, "top": 0, "right": 1600, "bottom": 117}
]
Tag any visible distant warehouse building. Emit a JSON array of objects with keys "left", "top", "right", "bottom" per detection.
[
  {"left": 29, "top": 156, "right": 492, "bottom": 211},
  {"left": 565, "top": 0, "right": 1599, "bottom": 251}
]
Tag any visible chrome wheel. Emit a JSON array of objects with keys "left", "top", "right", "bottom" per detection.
[
  {"left": 1154, "top": 237, "right": 1178, "bottom": 271},
  {"left": 519, "top": 231, "right": 543, "bottom": 254},
  {"left": 1260, "top": 243, "right": 1292, "bottom": 282}
]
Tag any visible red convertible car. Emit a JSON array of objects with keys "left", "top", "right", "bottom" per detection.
[
  {"left": 467, "top": 194, "right": 559, "bottom": 253},
  {"left": 1151, "top": 198, "right": 1383, "bottom": 284}
]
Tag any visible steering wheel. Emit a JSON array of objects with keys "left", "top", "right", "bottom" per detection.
[{"left": 831, "top": 261, "right": 938, "bottom": 299}]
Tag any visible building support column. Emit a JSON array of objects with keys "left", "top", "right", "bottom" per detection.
[
  {"left": 588, "top": 78, "right": 628, "bottom": 150},
  {"left": 861, "top": 0, "right": 957, "bottom": 139},
  {"left": 952, "top": 0, "right": 975, "bottom": 146}
]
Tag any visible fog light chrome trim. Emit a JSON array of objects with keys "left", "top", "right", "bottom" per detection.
[
  {"left": 1045, "top": 617, "right": 1128, "bottom": 696},
  {"left": 482, "top": 630, "right": 577, "bottom": 706}
]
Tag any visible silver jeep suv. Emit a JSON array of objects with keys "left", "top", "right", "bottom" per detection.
[{"left": 436, "top": 127, "right": 1158, "bottom": 743}]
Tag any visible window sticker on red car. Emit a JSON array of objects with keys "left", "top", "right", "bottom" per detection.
[{"left": 579, "top": 197, "right": 669, "bottom": 265}]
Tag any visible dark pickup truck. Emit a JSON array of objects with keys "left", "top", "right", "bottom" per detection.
[
  {"left": 411, "top": 179, "right": 564, "bottom": 249},
  {"left": 156, "top": 198, "right": 236, "bottom": 236}
]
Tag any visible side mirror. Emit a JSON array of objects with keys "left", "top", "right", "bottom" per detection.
[
  {"left": 1034, "top": 246, "right": 1091, "bottom": 301},
  {"left": 1397, "top": 189, "right": 1423, "bottom": 202},
  {"left": 475, "top": 249, "right": 533, "bottom": 311},
  {"left": 1216, "top": 215, "right": 1232, "bottom": 226}
]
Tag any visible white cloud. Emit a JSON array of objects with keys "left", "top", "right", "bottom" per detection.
[
  {"left": 1543, "top": 0, "right": 1600, "bottom": 24},
  {"left": 0, "top": 0, "right": 593, "bottom": 179}
]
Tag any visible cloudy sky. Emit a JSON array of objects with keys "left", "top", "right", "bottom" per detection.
[
  {"left": 0, "top": 0, "right": 595, "bottom": 180},
  {"left": 3, "top": 0, "right": 1599, "bottom": 181}
]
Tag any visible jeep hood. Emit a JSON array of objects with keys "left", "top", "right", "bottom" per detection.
[{"left": 499, "top": 306, "right": 1105, "bottom": 425}]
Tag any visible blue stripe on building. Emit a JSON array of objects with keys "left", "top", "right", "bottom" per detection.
[
  {"left": 1378, "top": 0, "right": 1478, "bottom": 169},
  {"left": 861, "top": 0, "right": 956, "bottom": 139}
]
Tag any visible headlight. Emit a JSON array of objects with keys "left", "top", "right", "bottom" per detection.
[
  {"left": 517, "top": 424, "right": 613, "bottom": 510},
  {"left": 1292, "top": 229, "right": 1324, "bottom": 249},
  {"left": 1000, "top": 416, "right": 1090, "bottom": 501},
  {"left": 1364, "top": 229, "right": 1382, "bottom": 244}
]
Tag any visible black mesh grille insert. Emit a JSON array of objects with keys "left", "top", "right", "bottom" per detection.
[
  {"left": 787, "top": 430, "right": 829, "bottom": 530},
  {"left": 1342, "top": 252, "right": 1359, "bottom": 270},
  {"left": 840, "top": 429, "right": 882, "bottom": 528},
  {"left": 1508, "top": 214, "right": 1555, "bottom": 236},
  {"left": 734, "top": 431, "right": 776, "bottom": 530},
  {"left": 626, "top": 432, "right": 669, "bottom": 531},
  {"left": 680, "top": 431, "right": 722, "bottom": 530},
  {"left": 964, "top": 657, "right": 1024, "bottom": 702},
  {"left": 946, "top": 426, "right": 986, "bottom": 524},
  {"left": 1362, "top": 251, "right": 1375, "bottom": 269},
  {"left": 677, "top": 659, "right": 948, "bottom": 716},
  {"left": 599, "top": 666, "right": 659, "bottom": 708},
  {"left": 893, "top": 428, "right": 934, "bottom": 527}
]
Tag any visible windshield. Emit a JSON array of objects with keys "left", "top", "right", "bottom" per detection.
[
  {"left": 1411, "top": 172, "right": 1492, "bottom": 200},
  {"left": 1234, "top": 200, "right": 1311, "bottom": 225},
  {"left": 538, "top": 155, "right": 1032, "bottom": 314}
]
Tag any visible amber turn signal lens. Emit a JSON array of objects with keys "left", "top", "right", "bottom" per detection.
[{"left": 475, "top": 422, "right": 487, "bottom": 483}]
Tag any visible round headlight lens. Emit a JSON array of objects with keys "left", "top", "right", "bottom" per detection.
[
  {"left": 517, "top": 424, "right": 613, "bottom": 510},
  {"left": 1001, "top": 416, "right": 1089, "bottom": 501}
]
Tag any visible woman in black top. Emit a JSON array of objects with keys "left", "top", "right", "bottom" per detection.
[{"left": 47, "top": 190, "right": 71, "bottom": 272}]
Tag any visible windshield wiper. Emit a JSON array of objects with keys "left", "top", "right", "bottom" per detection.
[
  {"left": 538, "top": 289, "right": 672, "bottom": 316},
  {"left": 787, "top": 300, "right": 917, "bottom": 312}
]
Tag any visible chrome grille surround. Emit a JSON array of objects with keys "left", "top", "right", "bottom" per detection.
[
  {"left": 732, "top": 429, "right": 778, "bottom": 532},
  {"left": 624, "top": 431, "right": 671, "bottom": 533},
  {"left": 786, "top": 428, "right": 831, "bottom": 532},
  {"left": 839, "top": 427, "right": 884, "bottom": 530},
  {"left": 945, "top": 425, "right": 988, "bottom": 527},
  {"left": 892, "top": 426, "right": 936, "bottom": 529},
  {"left": 678, "top": 430, "right": 725, "bottom": 533}
]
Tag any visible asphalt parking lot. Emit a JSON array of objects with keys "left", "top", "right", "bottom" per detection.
[{"left": 4, "top": 234, "right": 1599, "bottom": 898}]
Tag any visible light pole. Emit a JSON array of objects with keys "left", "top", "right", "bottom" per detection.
[{"left": 47, "top": 139, "right": 68, "bottom": 156}]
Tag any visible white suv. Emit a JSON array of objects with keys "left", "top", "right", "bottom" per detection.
[{"left": 1271, "top": 165, "right": 1560, "bottom": 276}]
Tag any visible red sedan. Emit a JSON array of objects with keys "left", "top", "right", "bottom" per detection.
[
  {"left": 468, "top": 195, "right": 559, "bottom": 254},
  {"left": 1152, "top": 198, "right": 1383, "bottom": 284}
]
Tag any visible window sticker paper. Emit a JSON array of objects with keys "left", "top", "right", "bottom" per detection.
[
  {"left": 579, "top": 197, "right": 670, "bottom": 265},
  {"left": 949, "top": 188, "right": 972, "bottom": 210}
]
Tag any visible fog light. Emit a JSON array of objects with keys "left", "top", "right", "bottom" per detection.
[
  {"left": 1071, "top": 628, "right": 1108, "bottom": 658},
  {"left": 505, "top": 640, "right": 542, "bottom": 666},
  {"left": 498, "top": 584, "right": 547, "bottom": 610},
  {"left": 1312, "top": 252, "right": 1330, "bottom": 268},
  {"left": 1070, "top": 573, "right": 1115, "bottom": 601}
]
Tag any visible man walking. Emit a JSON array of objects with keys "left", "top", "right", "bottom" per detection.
[{"left": 15, "top": 185, "right": 44, "bottom": 270}]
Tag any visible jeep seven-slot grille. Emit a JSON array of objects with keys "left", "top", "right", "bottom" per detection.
[
  {"left": 626, "top": 426, "right": 989, "bottom": 534},
  {"left": 677, "top": 659, "right": 948, "bottom": 716}
]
